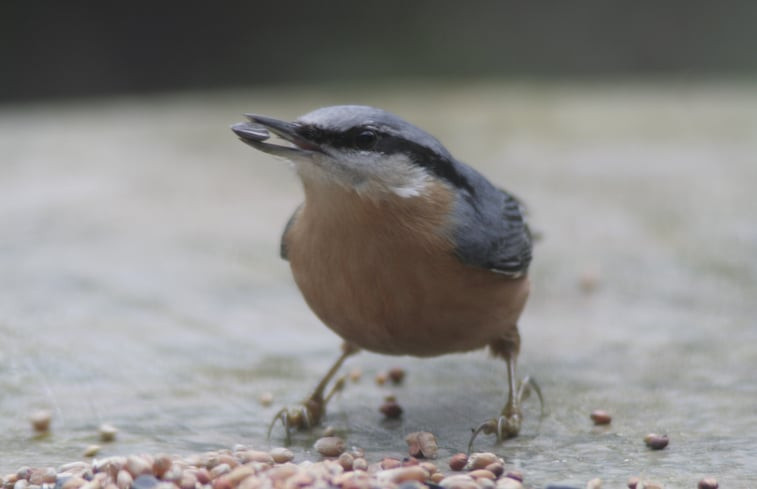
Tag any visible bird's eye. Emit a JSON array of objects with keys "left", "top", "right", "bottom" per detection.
[{"left": 354, "top": 130, "right": 377, "bottom": 150}]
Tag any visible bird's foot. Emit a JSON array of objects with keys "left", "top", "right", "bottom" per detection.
[
  {"left": 468, "top": 408, "right": 522, "bottom": 452},
  {"left": 267, "top": 399, "right": 321, "bottom": 442},
  {"left": 267, "top": 375, "right": 348, "bottom": 443},
  {"left": 468, "top": 375, "right": 544, "bottom": 453}
]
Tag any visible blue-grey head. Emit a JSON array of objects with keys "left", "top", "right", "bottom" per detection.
[
  {"left": 231, "top": 105, "right": 473, "bottom": 198},
  {"left": 232, "top": 105, "right": 533, "bottom": 277}
]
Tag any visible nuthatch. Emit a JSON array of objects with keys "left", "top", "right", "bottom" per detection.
[{"left": 231, "top": 105, "right": 541, "bottom": 449}]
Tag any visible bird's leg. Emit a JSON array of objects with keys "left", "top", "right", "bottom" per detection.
[
  {"left": 268, "top": 342, "right": 359, "bottom": 441},
  {"left": 468, "top": 348, "right": 544, "bottom": 453}
]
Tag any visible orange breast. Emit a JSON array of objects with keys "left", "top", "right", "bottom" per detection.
[{"left": 285, "top": 181, "right": 529, "bottom": 357}]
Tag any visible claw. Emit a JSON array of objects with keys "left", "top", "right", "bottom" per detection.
[
  {"left": 467, "top": 373, "right": 545, "bottom": 453},
  {"left": 468, "top": 419, "right": 496, "bottom": 454},
  {"left": 267, "top": 405, "right": 311, "bottom": 443},
  {"left": 266, "top": 343, "right": 359, "bottom": 443},
  {"left": 518, "top": 376, "right": 545, "bottom": 418},
  {"left": 267, "top": 407, "right": 290, "bottom": 442},
  {"left": 468, "top": 411, "right": 522, "bottom": 454}
]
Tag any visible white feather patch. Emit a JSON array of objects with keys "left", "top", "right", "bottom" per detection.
[{"left": 293, "top": 149, "right": 432, "bottom": 199}]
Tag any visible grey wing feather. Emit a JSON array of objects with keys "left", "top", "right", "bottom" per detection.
[
  {"left": 279, "top": 204, "right": 302, "bottom": 260},
  {"left": 485, "top": 192, "right": 533, "bottom": 276},
  {"left": 450, "top": 162, "right": 533, "bottom": 277}
]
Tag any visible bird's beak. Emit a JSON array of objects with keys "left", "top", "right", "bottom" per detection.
[{"left": 231, "top": 114, "right": 323, "bottom": 158}]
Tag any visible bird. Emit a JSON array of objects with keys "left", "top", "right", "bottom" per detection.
[{"left": 231, "top": 105, "right": 541, "bottom": 449}]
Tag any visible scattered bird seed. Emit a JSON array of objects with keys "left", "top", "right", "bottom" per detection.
[
  {"left": 269, "top": 447, "right": 294, "bottom": 464},
  {"left": 439, "top": 474, "right": 478, "bottom": 489},
  {"left": 505, "top": 471, "right": 524, "bottom": 482},
  {"left": 643, "top": 433, "right": 669, "bottom": 450},
  {"left": 402, "top": 457, "right": 420, "bottom": 466},
  {"left": 99, "top": 424, "right": 119, "bottom": 442},
  {"left": 177, "top": 472, "right": 195, "bottom": 489},
  {"left": 16, "top": 467, "right": 32, "bottom": 480},
  {"left": 348, "top": 368, "right": 362, "bottom": 382},
  {"left": 1, "top": 440, "right": 653, "bottom": 489},
  {"left": 380, "top": 457, "right": 401, "bottom": 470},
  {"left": 126, "top": 456, "right": 153, "bottom": 478},
  {"left": 131, "top": 474, "right": 159, "bottom": 489},
  {"left": 195, "top": 468, "right": 210, "bottom": 484},
  {"left": 379, "top": 398, "right": 404, "bottom": 419},
  {"left": 698, "top": 478, "right": 718, "bottom": 489},
  {"left": 378, "top": 466, "right": 428, "bottom": 485},
  {"left": 586, "top": 477, "right": 602, "bottom": 489},
  {"left": 352, "top": 457, "right": 368, "bottom": 471},
  {"left": 388, "top": 367, "right": 406, "bottom": 384},
  {"left": 29, "top": 467, "right": 56, "bottom": 485},
  {"left": 152, "top": 455, "right": 173, "bottom": 479},
  {"left": 30, "top": 410, "right": 52, "bottom": 433},
  {"left": 313, "top": 436, "right": 345, "bottom": 457},
  {"left": 336, "top": 452, "right": 353, "bottom": 471},
  {"left": 480, "top": 478, "right": 496, "bottom": 489},
  {"left": 82, "top": 445, "right": 100, "bottom": 458},
  {"left": 498, "top": 478, "right": 524, "bottom": 489},
  {"left": 431, "top": 472, "right": 445, "bottom": 484},
  {"left": 209, "top": 463, "right": 231, "bottom": 479},
  {"left": 404, "top": 431, "right": 438, "bottom": 459},
  {"left": 237, "top": 450, "right": 273, "bottom": 464},
  {"left": 578, "top": 269, "right": 600, "bottom": 293},
  {"left": 627, "top": 476, "right": 639, "bottom": 489},
  {"left": 469, "top": 469, "right": 495, "bottom": 480},
  {"left": 469, "top": 452, "right": 499, "bottom": 470},
  {"left": 448, "top": 453, "right": 468, "bottom": 471},
  {"left": 374, "top": 372, "right": 388, "bottom": 386},
  {"left": 258, "top": 392, "right": 274, "bottom": 407},
  {"left": 116, "top": 470, "right": 133, "bottom": 489},
  {"left": 485, "top": 463, "right": 504, "bottom": 478},
  {"left": 590, "top": 410, "right": 612, "bottom": 425}
]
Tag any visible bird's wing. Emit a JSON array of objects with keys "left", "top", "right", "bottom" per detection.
[
  {"left": 482, "top": 190, "right": 533, "bottom": 277},
  {"left": 450, "top": 168, "right": 533, "bottom": 278},
  {"left": 279, "top": 204, "right": 303, "bottom": 261}
]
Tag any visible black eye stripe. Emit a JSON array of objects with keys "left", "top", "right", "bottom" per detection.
[
  {"left": 297, "top": 126, "right": 384, "bottom": 150},
  {"left": 296, "top": 125, "right": 474, "bottom": 195}
]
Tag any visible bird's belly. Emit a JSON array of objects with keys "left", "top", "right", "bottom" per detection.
[
  {"left": 289, "top": 245, "right": 529, "bottom": 357},
  {"left": 285, "top": 181, "right": 529, "bottom": 357}
]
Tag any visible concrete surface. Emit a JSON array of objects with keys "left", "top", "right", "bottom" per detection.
[{"left": 1, "top": 81, "right": 756, "bottom": 486}]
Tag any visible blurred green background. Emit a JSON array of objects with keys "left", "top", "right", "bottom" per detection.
[{"left": 3, "top": 0, "right": 757, "bottom": 103}]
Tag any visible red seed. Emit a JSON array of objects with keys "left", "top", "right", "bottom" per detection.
[
  {"left": 698, "top": 478, "right": 719, "bottom": 489},
  {"left": 30, "top": 410, "right": 52, "bottom": 433},
  {"left": 379, "top": 399, "right": 403, "bottom": 419},
  {"left": 388, "top": 367, "right": 406, "bottom": 384},
  {"left": 448, "top": 453, "right": 468, "bottom": 471},
  {"left": 643, "top": 433, "right": 669, "bottom": 450},
  {"left": 590, "top": 409, "right": 612, "bottom": 425}
]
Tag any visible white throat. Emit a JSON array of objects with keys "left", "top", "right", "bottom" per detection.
[{"left": 293, "top": 151, "right": 432, "bottom": 200}]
